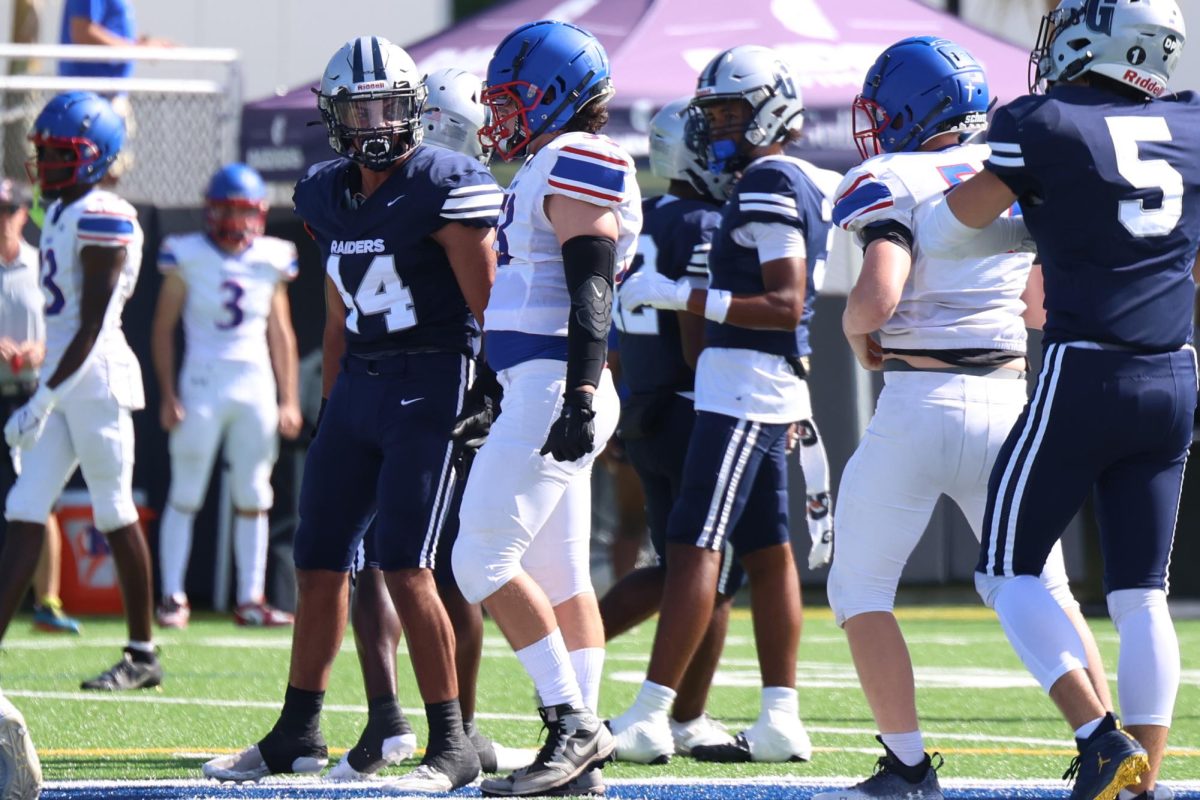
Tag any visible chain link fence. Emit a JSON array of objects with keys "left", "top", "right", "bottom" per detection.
[{"left": 0, "top": 45, "right": 241, "bottom": 208}]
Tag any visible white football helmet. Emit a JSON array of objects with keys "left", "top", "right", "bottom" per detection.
[
  {"left": 689, "top": 45, "right": 805, "bottom": 175},
  {"left": 317, "top": 36, "right": 427, "bottom": 170},
  {"left": 1030, "top": 0, "right": 1185, "bottom": 97},
  {"left": 648, "top": 99, "right": 732, "bottom": 201},
  {"left": 421, "top": 68, "right": 491, "bottom": 164}
]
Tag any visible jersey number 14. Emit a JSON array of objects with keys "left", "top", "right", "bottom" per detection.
[{"left": 328, "top": 254, "right": 418, "bottom": 333}]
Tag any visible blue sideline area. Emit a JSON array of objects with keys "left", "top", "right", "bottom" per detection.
[{"left": 40, "top": 779, "right": 1200, "bottom": 800}]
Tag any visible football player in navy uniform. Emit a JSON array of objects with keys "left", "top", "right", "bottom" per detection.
[
  {"left": 600, "top": 98, "right": 741, "bottom": 762},
  {"left": 921, "top": 2, "right": 1197, "bottom": 798},
  {"left": 612, "top": 45, "right": 830, "bottom": 764},
  {"left": 452, "top": 20, "right": 642, "bottom": 797},
  {"left": 202, "top": 37, "right": 501, "bottom": 793},
  {"left": 328, "top": 66, "right": 528, "bottom": 782}
]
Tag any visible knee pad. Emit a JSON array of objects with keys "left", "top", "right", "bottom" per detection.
[
  {"left": 827, "top": 559, "right": 898, "bottom": 628},
  {"left": 167, "top": 471, "right": 208, "bottom": 511},
  {"left": 1107, "top": 587, "right": 1168, "bottom": 626},
  {"left": 4, "top": 483, "right": 54, "bottom": 526},
  {"left": 230, "top": 463, "right": 274, "bottom": 511},
  {"left": 525, "top": 554, "right": 592, "bottom": 607},
  {"left": 93, "top": 492, "right": 139, "bottom": 533},
  {"left": 451, "top": 529, "right": 521, "bottom": 605},
  {"left": 974, "top": 570, "right": 1016, "bottom": 609}
]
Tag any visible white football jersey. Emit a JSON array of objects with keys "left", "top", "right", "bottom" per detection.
[
  {"left": 159, "top": 233, "right": 297, "bottom": 364},
  {"left": 38, "top": 189, "right": 143, "bottom": 376},
  {"left": 833, "top": 142, "right": 1031, "bottom": 353},
  {"left": 485, "top": 132, "right": 642, "bottom": 337}
]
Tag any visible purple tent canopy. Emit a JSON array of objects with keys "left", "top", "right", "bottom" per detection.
[{"left": 242, "top": 0, "right": 1032, "bottom": 181}]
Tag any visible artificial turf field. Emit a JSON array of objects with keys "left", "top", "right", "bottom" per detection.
[{"left": 1, "top": 605, "right": 1197, "bottom": 798}]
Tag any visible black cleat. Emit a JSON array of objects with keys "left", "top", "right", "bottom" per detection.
[
  {"left": 480, "top": 704, "right": 613, "bottom": 797},
  {"left": 80, "top": 648, "right": 162, "bottom": 691}
]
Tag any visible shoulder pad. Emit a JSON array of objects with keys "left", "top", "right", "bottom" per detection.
[{"left": 833, "top": 158, "right": 921, "bottom": 234}]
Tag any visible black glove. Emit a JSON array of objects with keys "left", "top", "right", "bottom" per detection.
[
  {"left": 452, "top": 361, "right": 502, "bottom": 453},
  {"left": 540, "top": 389, "right": 596, "bottom": 462},
  {"left": 309, "top": 397, "right": 328, "bottom": 442}
]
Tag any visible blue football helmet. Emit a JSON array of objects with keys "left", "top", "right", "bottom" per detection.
[
  {"left": 852, "top": 36, "right": 989, "bottom": 160},
  {"left": 26, "top": 91, "right": 125, "bottom": 196},
  {"left": 479, "top": 20, "right": 613, "bottom": 161},
  {"left": 205, "top": 163, "right": 268, "bottom": 251}
]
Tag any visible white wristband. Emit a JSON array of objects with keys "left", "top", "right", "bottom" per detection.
[{"left": 703, "top": 289, "right": 732, "bottom": 323}]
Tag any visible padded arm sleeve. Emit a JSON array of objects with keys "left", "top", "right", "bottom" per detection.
[{"left": 562, "top": 235, "right": 617, "bottom": 390}]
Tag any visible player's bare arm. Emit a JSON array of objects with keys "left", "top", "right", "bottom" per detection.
[
  {"left": 150, "top": 270, "right": 187, "bottom": 431},
  {"left": 843, "top": 238, "right": 912, "bottom": 371},
  {"left": 432, "top": 222, "right": 496, "bottom": 325},
  {"left": 267, "top": 283, "right": 302, "bottom": 439},
  {"left": 686, "top": 255, "right": 806, "bottom": 331},
  {"left": 320, "top": 275, "right": 346, "bottom": 400},
  {"left": 47, "top": 244, "right": 126, "bottom": 391},
  {"left": 946, "top": 169, "right": 1018, "bottom": 229}
]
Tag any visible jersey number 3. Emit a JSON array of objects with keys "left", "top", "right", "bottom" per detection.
[
  {"left": 1106, "top": 116, "right": 1183, "bottom": 238},
  {"left": 328, "top": 254, "right": 417, "bottom": 334}
]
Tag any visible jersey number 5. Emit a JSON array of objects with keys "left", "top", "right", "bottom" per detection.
[
  {"left": 1106, "top": 116, "right": 1183, "bottom": 238},
  {"left": 328, "top": 254, "right": 417, "bottom": 334}
]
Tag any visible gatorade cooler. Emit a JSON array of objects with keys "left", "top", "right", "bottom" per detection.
[{"left": 56, "top": 488, "right": 155, "bottom": 615}]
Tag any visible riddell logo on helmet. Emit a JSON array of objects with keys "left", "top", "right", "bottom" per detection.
[
  {"left": 1123, "top": 70, "right": 1164, "bottom": 96},
  {"left": 354, "top": 81, "right": 387, "bottom": 91}
]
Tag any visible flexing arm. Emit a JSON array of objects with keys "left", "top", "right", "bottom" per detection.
[
  {"left": 432, "top": 222, "right": 496, "bottom": 325},
  {"left": 151, "top": 270, "right": 186, "bottom": 431},
  {"left": 267, "top": 283, "right": 302, "bottom": 439},
  {"left": 321, "top": 275, "right": 347, "bottom": 400}
]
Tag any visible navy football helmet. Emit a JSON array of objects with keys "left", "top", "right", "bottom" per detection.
[
  {"left": 317, "top": 36, "right": 427, "bottom": 171},
  {"left": 852, "top": 36, "right": 989, "bottom": 160},
  {"left": 205, "top": 163, "right": 267, "bottom": 252},
  {"left": 26, "top": 91, "right": 125, "bottom": 196},
  {"left": 478, "top": 20, "right": 613, "bottom": 161}
]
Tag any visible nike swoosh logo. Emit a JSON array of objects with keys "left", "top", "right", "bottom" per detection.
[
  {"left": 387, "top": 194, "right": 406, "bottom": 207},
  {"left": 400, "top": 397, "right": 424, "bottom": 406}
]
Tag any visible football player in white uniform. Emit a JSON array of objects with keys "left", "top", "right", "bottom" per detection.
[
  {"left": 452, "top": 20, "right": 641, "bottom": 797},
  {"left": 612, "top": 45, "right": 828, "bottom": 765},
  {"left": 0, "top": 91, "right": 160, "bottom": 690},
  {"left": 151, "top": 163, "right": 301, "bottom": 630},
  {"left": 815, "top": 37, "right": 1109, "bottom": 800}
]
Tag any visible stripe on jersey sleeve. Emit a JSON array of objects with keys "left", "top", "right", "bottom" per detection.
[
  {"left": 78, "top": 213, "right": 135, "bottom": 245},
  {"left": 157, "top": 245, "right": 179, "bottom": 272},
  {"left": 547, "top": 146, "right": 628, "bottom": 204},
  {"left": 986, "top": 140, "right": 1025, "bottom": 169},
  {"left": 738, "top": 192, "right": 800, "bottom": 219},
  {"left": 686, "top": 242, "right": 711, "bottom": 275},
  {"left": 832, "top": 180, "right": 894, "bottom": 229}
]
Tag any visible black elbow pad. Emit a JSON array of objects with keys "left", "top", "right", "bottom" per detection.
[
  {"left": 861, "top": 220, "right": 914, "bottom": 256},
  {"left": 561, "top": 235, "right": 617, "bottom": 390}
]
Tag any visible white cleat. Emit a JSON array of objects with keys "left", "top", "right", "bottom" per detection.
[
  {"left": 0, "top": 693, "right": 42, "bottom": 800},
  {"left": 692, "top": 711, "right": 812, "bottom": 763},
  {"left": 608, "top": 708, "right": 674, "bottom": 764},
  {"left": 326, "top": 733, "right": 419, "bottom": 780},
  {"left": 202, "top": 743, "right": 327, "bottom": 782},
  {"left": 670, "top": 714, "right": 736, "bottom": 756}
]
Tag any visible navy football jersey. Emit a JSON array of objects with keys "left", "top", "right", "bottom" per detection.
[
  {"left": 616, "top": 194, "right": 721, "bottom": 394},
  {"left": 706, "top": 155, "right": 832, "bottom": 357},
  {"left": 294, "top": 145, "right": 502, "bottom": 357},
  {"left": 985, "top": 85, "right": 1200, "bottom": 351}
]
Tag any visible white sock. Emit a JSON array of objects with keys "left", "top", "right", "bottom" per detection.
[
  {"left": 126, "top": 640, "right": 154, "bottom": 654},
  {"left": 569, "top": 647, "right": 605, "bottom": 713},
  {"left": 233, "top": 513, "right": 269, "bottom": 606},
  {"left": 992, "top": 575, "right": 1088, "bottom": 692},
  {"left": 158, "top": 506, "right": 195, "bottom": 600},
  {"left": 1110, "top": 588, "right": 1180, "bottom": 727},
  {"left": 760, "top": 686, "right": 798, "bottom": 718},
  {"left": 630, "top": 680, "right": 676, "bottom": 718},
  {"left": 881, "top": 730, "right": 926, "bottom": 767},
  {"left": 1074, "top": 716, "right": 1105, "bottom": 740},
  {"left": 1118, "top": 790, "right": 1140, "bottom": 800},
  {"left": 516, "top": 630, "right": 584, "bottom": 709}
]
